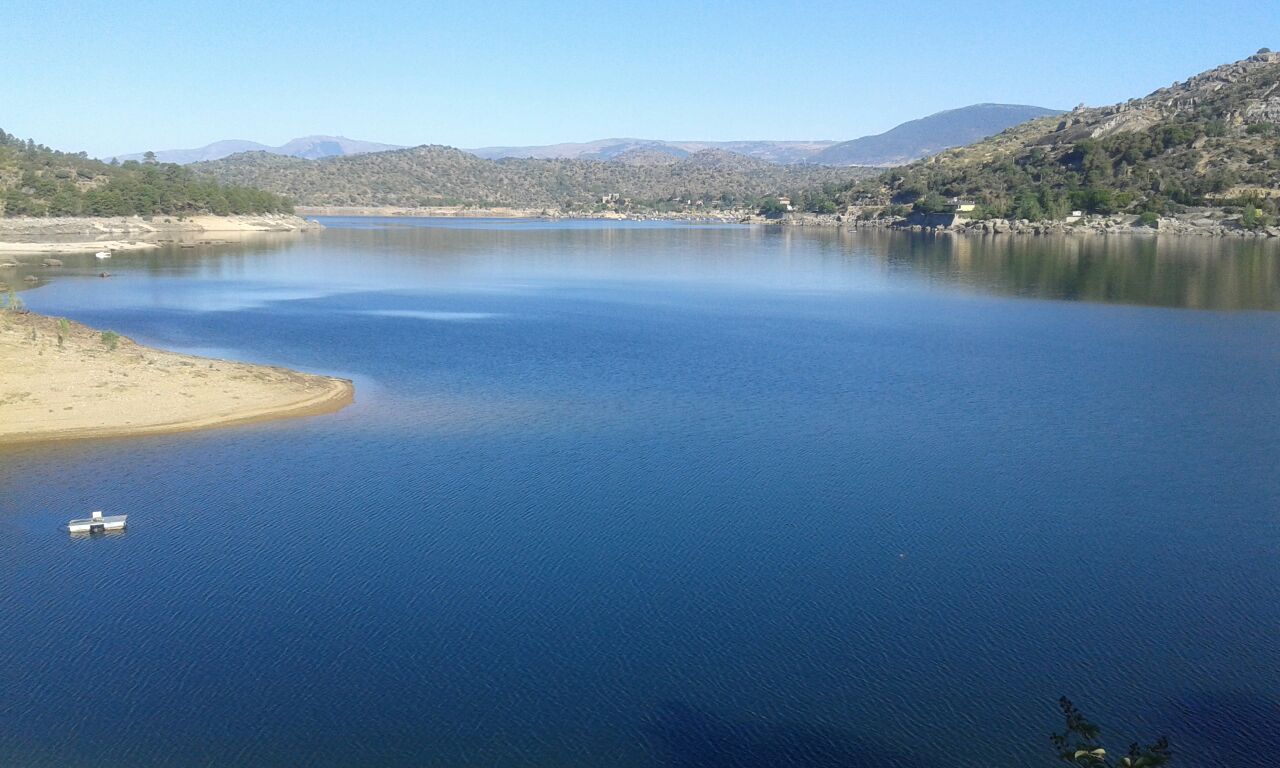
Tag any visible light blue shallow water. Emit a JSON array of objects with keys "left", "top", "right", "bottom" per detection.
[{"left": 2, "top": 219, "right": 1278, "bottom": 767}]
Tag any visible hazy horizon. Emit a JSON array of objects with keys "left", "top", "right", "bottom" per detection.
[
  {"left": 102, "top": 100, "right": 1070, "bottom": 159},
  {"left": 2, "top": 1, "right": 1277, "bottom": 158}
]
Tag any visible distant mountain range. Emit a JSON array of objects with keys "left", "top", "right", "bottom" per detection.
[
  {"left": 117, "top": 103, "right": 1058, "bottom": 169},
  {"left": 811, "top": 104, "right": 1062, "bottom": 166},
  {"left": 465, "top": 139, "right": 839, "bottom": 165},
  {"left": 110, "top": 136, "right": 405, "bottom": 164},
  {"left": 464, "top": 105, "right": 1058, "bottom": 166}
]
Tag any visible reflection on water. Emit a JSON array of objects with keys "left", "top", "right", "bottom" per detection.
[
  {"left": 68, "top": 529, "right": 127, "bottom": 540},
  {"left": 11, "top": 219, "right": 1277, "bottom": 311},
  {"left": 836, "top": 229, "right": 1280, "bottom": 310}
]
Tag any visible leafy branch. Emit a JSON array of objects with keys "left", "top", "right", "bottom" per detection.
[{"left": 1052, "top": 697, "right": 1172, "bottom": 768}]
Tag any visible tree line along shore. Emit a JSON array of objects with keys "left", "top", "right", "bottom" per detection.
[{"left": 1, "top": 130, "right": 292, "bottom": 218}]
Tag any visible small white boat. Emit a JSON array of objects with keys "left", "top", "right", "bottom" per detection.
[
  {"left": 94, "top": 251, "right": 111, "bottom": 260},
  {"left": 68, "top": 510, "right": 127, "bottom": 534}
]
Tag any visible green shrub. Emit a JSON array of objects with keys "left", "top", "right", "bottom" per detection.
[
  {"left": 912, "top": 192, "right": 949, "bottom": 214},
  {"left": 1241, "top": 203, "right": 1274, "bottom": 230},
  {"left": 757, "top": 199, "right": 788, "bottom": 218},
  {"left": 100, "top": 330, "right": 120, "bottom": 350}
]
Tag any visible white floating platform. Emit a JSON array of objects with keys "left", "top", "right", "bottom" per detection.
[{"left": 68, "top": 510, "right": 127, "bottom": 534}]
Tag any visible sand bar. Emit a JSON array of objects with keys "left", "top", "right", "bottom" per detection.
[{"left": 0, "top": 311, "right": 353, "bottom": 446}]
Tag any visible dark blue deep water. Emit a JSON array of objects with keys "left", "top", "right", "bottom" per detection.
[{"left": 3, "top": 220, "right": 1279, "bottom": 767}]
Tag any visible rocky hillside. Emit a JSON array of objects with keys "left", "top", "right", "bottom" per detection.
[
  {"left": 193, "top": 145, "right": 874, "bottom": 210},
  {"left": 813, "top": 104, "right": 1060, "bottom": 166},
  {"left": 842, "top": 50, "right": 1280, "bottom": 228},
  {"left": 0, "top": 130, "right": 293, "bottom": 217}
]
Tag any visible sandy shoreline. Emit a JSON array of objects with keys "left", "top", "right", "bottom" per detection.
[
  {"left": 0, "top": 312, "right": 353, "bottom": 446},
  {"left": 0, "top": 214, "right": 320, "bottom": 255}
]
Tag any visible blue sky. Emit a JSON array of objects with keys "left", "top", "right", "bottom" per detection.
[{"left": 2, "top": 0, "right": 1277, "bottom": 157}]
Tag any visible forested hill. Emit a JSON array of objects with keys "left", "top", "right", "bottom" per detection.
[
  {"left": 839, "top": 50, "right": 1280, "bottom": 226},
  {"left": 192, "top": 145, "right": 874, "bottom": 210},
  {"left": 0, "top": 130, "right": 293, "bottom": 217}
]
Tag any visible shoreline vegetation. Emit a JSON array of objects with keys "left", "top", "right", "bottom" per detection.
[{"left": 0, "top": 310, "right": 353, "bottom": 446}]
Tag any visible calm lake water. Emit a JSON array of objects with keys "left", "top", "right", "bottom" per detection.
[{"left": 2, "top": 219, "right": 1278, "bottom": 768}]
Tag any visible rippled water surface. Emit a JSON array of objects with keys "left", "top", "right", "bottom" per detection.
[{"left": 3, "top": 219, "right": 1279, "bottom": 767}]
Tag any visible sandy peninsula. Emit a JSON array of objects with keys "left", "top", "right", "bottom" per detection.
[{"left": 0, "top": 311, "right": 353, "bottom": 446}]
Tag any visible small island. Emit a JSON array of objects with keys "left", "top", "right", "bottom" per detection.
[{"left": 0, "top": 311, "right": 353, "bottom": 446}]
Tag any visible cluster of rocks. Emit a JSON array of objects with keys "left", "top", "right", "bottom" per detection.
[
  {"left": 899, "top": 213, "right": 1280, "bottom": 238},
  {"left": 738, "top": 209, "right": 1280, "bottom": 239},
  {"left": 1142, "top": 49, "right": 1280, "bottom": 115}
]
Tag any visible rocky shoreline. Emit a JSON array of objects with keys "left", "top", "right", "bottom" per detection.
[
  {"left": 874, "top": 212, "right": 1280, "bottom": 239},
  {"left": 0, "top": 214, "right": 321, "bottom": 255},
  {"left": 0, "top": 213, "right": 320, "bottom": 237},
  {"left": 295, "top": 205, "right": 1280, "bottom": 238},
  {"left": 743, "top": 211, "right": 1280, "bottom": 238}
]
